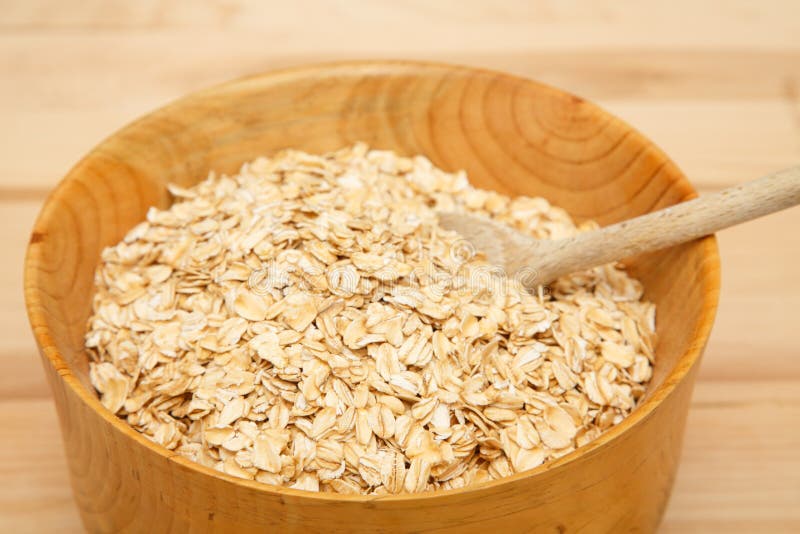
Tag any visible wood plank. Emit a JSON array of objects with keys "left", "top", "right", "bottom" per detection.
[
  {"left": 2, "top": 1, "right": 799, "bottom": 528},
  {"left": 2, "top": 0, "right": 800, "bottom": 51},
  {"left": 698, "top": 206, "right": 800, "bottom": 381},
  {"left": 601, "top": 99, "right": 800, "bottom": 188},
  {"left": 3, "top": 98, "right": 796, "bottom": 192},
  {"left": 0, "top": 398, "right": 81, "bottom": 532},
  {"left": 0, "top": 201, "right": 50, "bottom": 399},
  {"left": 662, "top": 381, "right": 800, "bottom": 532},
  {"left": 3, "top": 43, "right": 799, "bottom": 106},
  {"left": 0, "top": 380, "right": 796, "bottom": 532},
  {"left": 1, "top": 35, "right": 798, "bottom": 192}
]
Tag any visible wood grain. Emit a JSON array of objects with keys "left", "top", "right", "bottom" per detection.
[
  {"left": 0, "top": 399, "right": 78, "bottom": 531},
  {"left": 3, "top": 45, "right": 799, "bottom": 190},
  {"left": 4, "top": 381, "right": 798, "bottom": 533},
  {"left": 24, "top": 62, "right": 719, "bottom": 532},
  {"left": 3, "top": 1, "right": 800, "bottom": 532},
  {"left": 3, "top": 0, "right": 799, "bottom": 50}
]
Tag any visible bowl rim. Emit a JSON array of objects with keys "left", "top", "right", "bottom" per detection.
[{"left": 24, "top": 59, "right": 721, "bottom": 504}]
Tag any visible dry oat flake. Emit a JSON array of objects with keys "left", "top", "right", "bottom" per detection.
[{"left": 86, "top": 144, "right": 656, "bottom": 495}]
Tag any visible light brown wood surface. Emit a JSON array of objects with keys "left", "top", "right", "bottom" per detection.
[
  {"left": 441, "top": 167, "right": 800, "bottom": 285},
  {"left": 3, "top": 1, "right": 800, "bottom": 532}
]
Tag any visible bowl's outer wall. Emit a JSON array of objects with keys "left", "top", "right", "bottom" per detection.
[{"left": 25, "top": 62, "right": 720, "bottom": 533}]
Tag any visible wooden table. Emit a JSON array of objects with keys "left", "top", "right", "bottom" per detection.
[{"left": 1, "top": 1, "right": 798, "bottom": 531}]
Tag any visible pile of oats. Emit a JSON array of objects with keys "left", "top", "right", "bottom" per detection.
[{"left": 86, "top": 144, "right": 655, "bottom": 494}]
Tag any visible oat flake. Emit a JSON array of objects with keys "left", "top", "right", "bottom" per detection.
[{"left": 86, "top": 144, "right": 656, "bottom": 494}]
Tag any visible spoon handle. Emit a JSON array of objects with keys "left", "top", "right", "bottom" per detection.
[{"left": 529, "top": 166, "right": 800, "bottom": 283}]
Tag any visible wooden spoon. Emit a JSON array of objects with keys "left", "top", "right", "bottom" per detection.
[{"left": 438, "top": 166, "right": 800, "bottom": 288}]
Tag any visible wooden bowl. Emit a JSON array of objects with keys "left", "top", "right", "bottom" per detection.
[{"left": 24, "top": 61, "right": 720, "bottom": 532}]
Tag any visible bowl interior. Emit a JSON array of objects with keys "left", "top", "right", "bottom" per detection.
[{"left": 26, "top": 61, "right": 718, "bottom": 464}]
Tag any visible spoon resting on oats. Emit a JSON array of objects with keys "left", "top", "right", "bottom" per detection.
[{"left": 439, "top": 166, "right": 800, "bottom": 288}]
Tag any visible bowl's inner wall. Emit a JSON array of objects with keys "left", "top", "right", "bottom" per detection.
[{"left": 31, "top": 63, "right": 711, "bottom": 402}]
